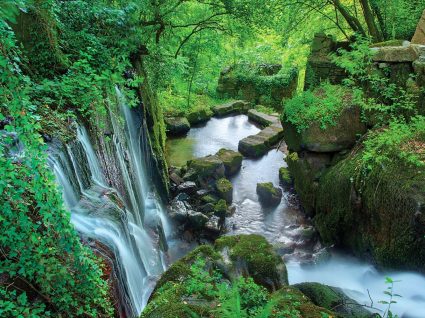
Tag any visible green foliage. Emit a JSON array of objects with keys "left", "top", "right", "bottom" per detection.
[
  {"left": 362, "top": 116, "right": 425, "bottom": 172},
  {"left": 0, "top": 16, "right": 113, "bottom": 318},
  {"left": 379, "top": 277, "right": 402, "bottom": 318},
  {"left": 284, "top": 83, "right": 362, "bottom": 132}
]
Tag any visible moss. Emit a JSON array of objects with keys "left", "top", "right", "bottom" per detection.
[
  {"left": 215, "top": 235, "right": 288, "bottom": 289},
  {"left": 371, "top": 40, "right": 406, "bottom": 47},
  {"left": 279, "top": 167, "right": 291, "bottom": 185},
  {"left": 201, "top": 194, "right": 220, "bottom": 204},
  {"left": 272, "top": 287, "right": 334, "bottom": 318},
  {"left": 213, "top": 199, "right": 227, "bottom": 218},
  {"left": 216, "top": 148, "right": 243, "bottom": 176},
  {"left": 216, "top": 178, "right": 233, "bottom": 192}
]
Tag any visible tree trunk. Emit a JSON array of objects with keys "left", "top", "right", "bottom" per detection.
[
  {"left": 331, "top": 0, "right": 366, "bottom": 36},
  {"left": 359, "top": 0, "right": 383, "bottom": 42}
]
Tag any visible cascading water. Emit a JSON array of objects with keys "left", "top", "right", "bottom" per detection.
[{"left": 48, "top": 89, "right": 172, "bottom": 317}]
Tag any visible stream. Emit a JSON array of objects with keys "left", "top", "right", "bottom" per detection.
[{"left": 166, "top": 114, "right": 425, "bottom": 318}]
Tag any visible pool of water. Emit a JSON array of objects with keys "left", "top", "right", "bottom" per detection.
[{"left": 166, "top": 114, "right": 425, "bottom": 317}]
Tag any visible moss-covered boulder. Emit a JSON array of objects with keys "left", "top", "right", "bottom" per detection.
[
  {"left": 256, "top": 182, "right": 283, "bottom": 207},
  {"left": 212, "top": 100, "right": 251, "bottom": 116},
  {"left": 216, "top": 148, "right": 243, "bottom": 176},
  {"left": 215, "top": 178, "right": 233, "bottom": 204},
  {"left": 213, "top": 199, "right": 228, "bottom": 218},
  {"left": 279, "top": 167, "right": 292, "bottom": 187},
  {"left": 215, "top": 235, "right": 288, "bottom": 290},
  {"left": 186, "top": 108, "right": 212, "bottom": 125},
  {"left": 164, "top": 116, "right": 190, "bottom": 136},
  {"left": 248, "top": 109, "right": 279, "bottom": 126},
  {"left": 142, "top": 236, "right": 341, "bottom": 318},
  {"left": 282, "top": 105, "right": 366, "bottom": 153},
  {"left": 183, "top": 155, "right": 225, "bottom": 187},
  {"left": 294, "top": 282, "right": 372, "bottom": 317},
  {"left": 314, "top": 150, "right": 425, "bottom": 271},
  {"left": 238, "top": 122, "right": 284, "bottom": 158}
]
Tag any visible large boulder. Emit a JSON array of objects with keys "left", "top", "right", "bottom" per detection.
[
  {"left": 186, "top": 108, "right": 212, "bottom": 125},
  {"left": 142, "top": 236, "right": 337, "bottom": 318},
  {"left": 256, "top": 182, "right": 282, "bottom": 207},
  {"left": 294, "top": 282, "right": 372, "bottom": 317},
  {"left": 164, "top": 117, "right": 190, "bottom": 135},
  {"left": 247, "top": 109, "right": 279, "bottom": 126},
  {"left": 238, "top": 122, "right": 284, "bottom": 157},
  {"left": 183, "top": 155, "right": 225, "bottom": 186},
  {"left": 282, "top": 105, "right": 367, "bottom": 153},
  {"left": 371, "top": 44, "right": 424, "bottom": 63},
  {"left": 215, "top": 148, "right": 243, "bottom": 176},
  {"left": 214, "top": 235, "right": 288, "bottom": 290}
]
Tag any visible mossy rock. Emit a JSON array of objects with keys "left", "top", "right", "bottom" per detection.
[
  {"left": 256, "top": 182, "right": 282, "bottom": 207},
  {"left": 164, "top": 117, "right": 190, "bottom": 136},
  {"left": 282, "top": 105, "right": 366, "bottom": 153},
  {"left": 314, "top": 150, "right": 425, "bottom": 271},
  {"left": 294, "top": 282, "right": 372, "bottom": 317},
  {"left": 183, "top": 155, "right": 225, "bottom": 186},
  {"left": 215, "top": 178, "right": 233, "bottom": 204},
  {"left": 216, "top": 148, "right": 243, "bottom": 176},
  {"left": 213, "top": 199, "right": 228, "bottom": 218},
  {"left": 186, "top": 108, "right": 212, "bottom": 125},
  {"left": 215, "top": 234, "right": 288, "bottom": 290},
  {"left": 238, "top": 134, "right": 269, "bottom": 157},
  {"left": 272, "top": 287, "right": 335, "bottom": 318},
  {"left": 212, "top": 100, "right": 251, "bottom": 116},
  {"left": 200, "top": 194, "right": 220, "bottom": 205},
  {"left": 279, "top": 167, "right": 292, "bottom": 186}
]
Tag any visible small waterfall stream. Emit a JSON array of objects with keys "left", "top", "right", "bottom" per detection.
[{"left": 48, "top": 88, "right": 171, "bottom": 317}]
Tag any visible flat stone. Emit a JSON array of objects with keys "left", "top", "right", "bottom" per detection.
[
  {"left": 248, "top": 109, "right": 279, "bottom": 126},
  {"left": 412, "top": 9, "right": 425, "bottom": 45},
  {"left": 212, "top": 100, "right": 251, "bottom": 116},
  {"left": 238, "top": 123, "right": 283, "bottom": 158},
  {"left": 371, "top": 45, "right": 424, "bottom": 62},
  {"left": 177, "top": 181, "right": 197, "bottom": 194}
]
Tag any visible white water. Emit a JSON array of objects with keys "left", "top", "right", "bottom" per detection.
[{"left": 49, "top": 91, "right": 172, "bottom": 316}]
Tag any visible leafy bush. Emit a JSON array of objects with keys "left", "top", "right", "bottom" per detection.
[{"left": 283, "top": 83, "right": 362, "bottom": 132}]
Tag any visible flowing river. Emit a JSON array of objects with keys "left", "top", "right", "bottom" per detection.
[{"left": 166, "top": 114, "right": 425, "bottom": 318}]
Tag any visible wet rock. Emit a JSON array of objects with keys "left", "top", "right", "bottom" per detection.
[
  {"left": 216, "top": 148, "right": 243, "bottom": 176},
  {"left": 200, "top": 203, "right": 215, "bottom": 213},
  {"left": 215, "top": 178, "right": 233, "bottom": 204},
  {"left": 293, "top": 282, "right": 372, "bottom": 317},
  {"left": 227, "top": 204, "right": 237, "bottom": 216},
  {"left": 177, "top": 181, "right": 197, "bottom": 195},
  {"left": 200, "top": 194, "right": 220, "bottom": 205},
  {"left": 168, "top": 200, "right": 188, "bottom": 222},
  {"left": 164, "top": 117, "right": 190, "bottom": 136},
  {"left": 256, "top": 182, "right": 282, "bottom": 207},
  {"left": 274, "top": 242, "right": 296, "bottom": 255},
  {"left": 204, "top": 216, "right": 222, "bottom": 236},
  {"left": 187, "top": 210, "right": 209, "bottom": 229},
  {"left": 183, "top": 155, "right": 225, "bottom": 187},
  {"left": 170, "top": 171, "right": 184, "bottom": 186},
  {"left": 212, "top": 100, "right": 251, "bottom": 116},
  {"left": 279, "top": 167, "right": 292, "bottom": 187},
  {"left": 213, "top": 199, "right": 228, "bottom": 218},
  {"left": 175, "top": 192, "right": 190, "bottom": 202},
  {"left": 238, "top": 122, "right": 283, "bottom": 158}
]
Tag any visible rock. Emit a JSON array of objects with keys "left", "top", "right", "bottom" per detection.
[
  {"left": 187, "top": 210, "right": 209, "bottom": 229},
  {"left": 256, "top": 182, "right": 282, "bottom": 207},
  {"left": 168, "top": 200, "right": 188, "bottom": 223},
  {"left": 371, "top": 45, "right": 424, "bottom": 62},
  {"left": 215, "top": 148, "right": 243, "bottom": 176},
  {"left": 215, "top": 178, "right": 233, "bottom": 204},
  {"left": 212, "top": 100, "right": 251, "bottom": 116},
  {"left": 238, "top": 134, "right": 269, "bottom": 157},
  {"left": 204, "top": 215, "right": 222, "bottom": 236},
  {"left": 215, "top": 234, "right": 288, "bottom": 290},
  {"left": 200, "top": 194, "right": 220, "bottom": 205},
  {"left": 412, "top": 9, "right": 425, "bottom": 45},
  {"left": 279, "top": 167, "right": 292, "bottom": 187},
  {"left": 164, "top": 117, "right": 190, "bottom": 135},
  {"left": 169, "top": 172, "right": 184, "bottom": 185},
  {"left": 213, "top": 199, "right": 228, "bottom": 218},
  {"left": 175, "top": 192, "right": 190, "bottom": 202},
  {"left": 282, "top": 105, "right": 366, "bottom": 153},
  {"left": 183, "top": 155, "right": 225, "bottom": 186},
  {"left": 200, "top": 203, "right": 215, "bottom": 213},
  {"left": 177, "top": 181, "right": 197, "bottom": 194},
  {"left": 238, "top": 122, "right": 283, "bottom": 157},
  {"left": 294, "top": 282, "right": 372, "bottom": 317},
  {"left": 247, "top": 109, "right": 279, "bottom": 126},
  {"left": 186, "top": 108, "right": 212, "bottom": 125}
]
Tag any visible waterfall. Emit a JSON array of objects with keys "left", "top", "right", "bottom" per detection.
[{"left": 48, "top": 91, "right": 171, "bottom": 316}]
